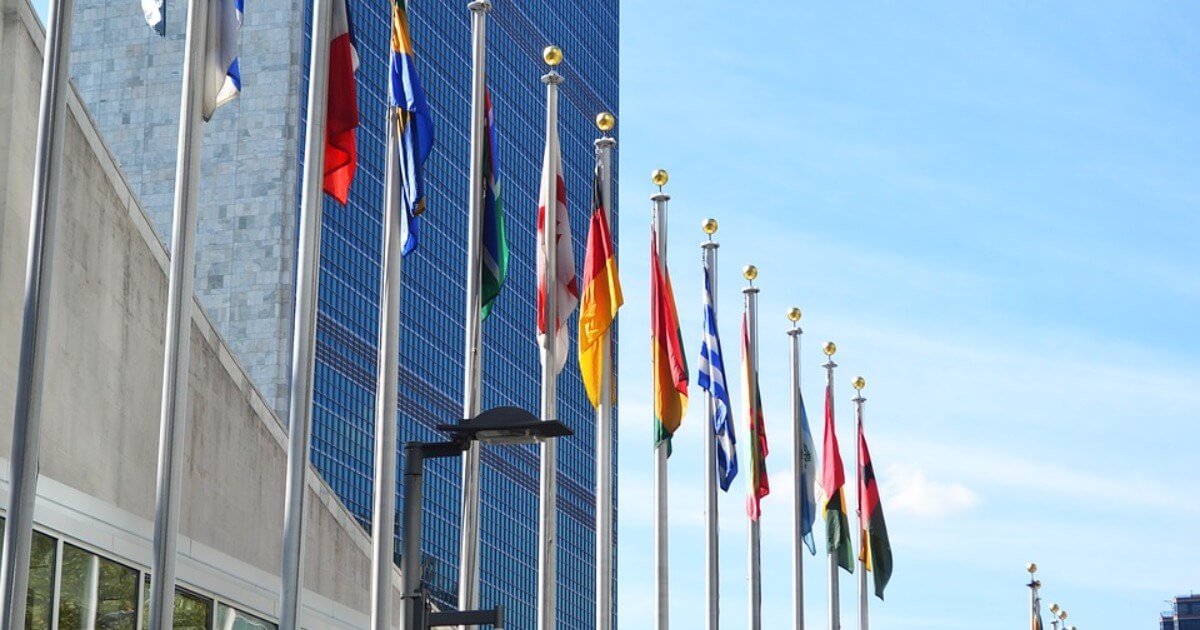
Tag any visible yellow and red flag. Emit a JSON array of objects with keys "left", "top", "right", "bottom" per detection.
[
  {"left": 651, "top": 228, "right": 687, "bottom": 450},
  {"left": 741, "top": 313, "right": 769, "bottom": 520},
  {"left": 578, "top": 163, "right": 623, "bottom": 407}
]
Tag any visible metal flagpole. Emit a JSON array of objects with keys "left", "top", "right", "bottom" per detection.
[
  {"left": 279, "top": 0, "right": 336, "bottom": 621},
  {"left": 1026, "top": 563, "right": 1040, "bottom": 630},
  {"left": 701, "top": 227, "right": 719, "bottom": 630},
  {"left": 0, "top": 0, "right": 75, "bottom": 618},
  {"left": 823, "top": 348, "right": 839, "bottom": 630},
  {"left": 743, "top": 268, "right": 762, "bottom": 630},
  {"left": 370, "top": 113, "right": 405, "bottom": 630},
  {"left": 853, "top": 378, "right": 867, "bottom": 630},
  {"left": 594, "top": 113, "right": 617, "bottom": 630},
  {"left": 650, "top": 171, "right": 670, "bottom": 630},
  {"left": 457, "top": 0, "right": 491, "bottom": 614},
  {"left": 787, "top": 307, "right": 804, "bottom": 630},
  {"left": 148, "top": 0, "right": 212, "bottom": 624},
  {"left": 537, "top": 46, "right": 564, "bottom": 630}
]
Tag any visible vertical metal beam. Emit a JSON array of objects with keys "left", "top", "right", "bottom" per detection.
[
  {"left": 0, "top": 0, "right": 75, "bottom": 619},
  {"left": 593, "top": 133, "right": 617, "bottom": 630},
  {"left": 279, "top": 0, "right": 336, "bottom": 621},
  {"left": 457, "top": 1, "right": 491, "bottom": 615}
]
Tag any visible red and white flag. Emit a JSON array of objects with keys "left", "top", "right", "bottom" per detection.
[
  {"left": 323, "top": 0, "right": 359, "bottom": 204},
  {"left": 536, "top": 87, "right": 578, "bottom": 375}
]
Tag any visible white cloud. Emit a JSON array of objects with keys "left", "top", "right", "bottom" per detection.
[{"left": 881, "top": 464, "right": 980, "bottom": 518}]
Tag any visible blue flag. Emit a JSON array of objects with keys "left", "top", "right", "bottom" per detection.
[
  {"left": 697, "top": 257, "right": 737, "bottom": 491},
  {"left": 391, "top": 0, "right": 433, "bottom": 255}
]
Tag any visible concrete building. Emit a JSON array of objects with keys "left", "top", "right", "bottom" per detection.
[
  {"left": 0, "top": 0, "right": 401, "bottom": 625},
  {"left": 1162, "top": 594, "right": 1200, "bottom": 630},
  {"left": 67, "top": 0, "right": 619, "bottom": 625}
]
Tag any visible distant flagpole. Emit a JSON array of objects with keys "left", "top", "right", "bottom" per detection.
[
  {"left": 279, "top": 0, "right": 337, "bottom": 623},
  {"left": 0, "top": 0, "right": 76, "bottom": 618},
  {"left": 650, "top": 170, "right": 670, "bottom": 630},
  {"left": 593, "top": 112, "right": 618, "bottom": 630},
  {"left": 853, "top": 378, "right": 868, "bottom": 630},
  {"left": 743, "top": 266, "right": 763, "bottom": 630},
  {"left": 537, "top": 44, "right": 569, "bottom": 630},
  {"left": 457, "top": 0, "right": 491, "bottom": 613},
  {"left": 146, "top": 0, "right": 214, "bottom": 623},
  {"left": 1026, "top": 563, "right": 1041, "bottom": 630},
  {"left": 700, "top": 222, "right": 720, "bottom": 630},
  {"left": 823, "top": 343, "right": 840, "bottom": 630},
  {"left": 787, "top": 307, "right": 805, "bottom": 630}
]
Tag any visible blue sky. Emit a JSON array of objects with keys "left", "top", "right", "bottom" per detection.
[
  {"left": 26, "top": 0, "right": 1198, "bottom": 626},
  {"left": 616, "top": 1, "right": 1200, "bottom": 628}
]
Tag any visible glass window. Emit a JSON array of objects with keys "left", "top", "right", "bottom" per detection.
[
  {"left": 58, "top": 543, "right": 138, "bottom": 629},
  {"left": 215, "top": 603, "right": 276, "bottom": 630},
  {"left": 142, "top": 579, "right": 212, "bottom": 630},
  {"left": 26, "top": 531, "right": 57, "bottom": 630}
]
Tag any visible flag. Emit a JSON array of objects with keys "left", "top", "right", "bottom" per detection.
[
  {"left": 798, "top": 390, "right": 817, "bottom": 554},
  {"left": 324, "top": 0, "right": 360, "bottom": 205},
  {"left": 741, "top": 315, "right": 769, "bottom": 520},
  {"left": 195, "top": 0, "right": 244, "bottom": 120},
  {"left": 480, "top": 89, "right": 508, "bottom": 317},
  {"left": 697, "top": 259, "right": 736, "bottom": 490},
  {"left": 535, "top": 87, "right": 578, "bottom": 375},
  {"left": 821, "top": 381, "right": 854, "bottom": 572},
  {"left": 1032, "top": 593, "right": 1044, "bottom": 630},
  {"left": 388, "top": 0, "right": 433, "bottom": 254},
  {"left": 578, "top": 162, "right": 622, "bottom": 407},
  {"left": 143, "top": 0, "right": 165, "bottom": 35},
  {"left": 858, "top": 424, "right": 893, "bottom": 599},
  {"left": 651, "top": 229, "right": 687, "bottom": 451}
]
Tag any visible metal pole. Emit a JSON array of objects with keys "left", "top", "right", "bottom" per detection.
[
  {"left": 536, "top": 63, "right": 563, "bottom": 630},
  {"left": 594, "top": 133, "right": 617, "bottom": 630},
  {"left": 651, "top": 191, "right": 670, "bottom": 630},
  {"left": 701, "top": 239, "right": 719, "bottom": 630},
  {"left": 147, "top": 0, "right": 210, "bottom": 624},
  {"left": 788, "top": 321, "right": 804, "bottom": 630},
  {"left": 279, "top": 0, "right": 335, "bottom": 621},
  {"left": 401, "top": 443, "right": 425, "bottom": 630},
  {"left": 744, "top": 280, "right": 762, "bottom": 630},
  {"left": 854, "top": 390, "right": 867, "bottom": 630},
  {"left": 457, "top": 1, "right": 491, "bottom": 615},
  {"left": 824, "top": 357, "right": 839, "bottom": 630},
  {"left": 0, "top": 0, "right": 74, "bottom": 619},
  {"left": 371, "top": 114, "right": 405, "bottom": 630}
]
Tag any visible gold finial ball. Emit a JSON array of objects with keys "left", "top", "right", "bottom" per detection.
[
  {"left": 702, "top": 218, "right": 718, "bottom": 235},
  {"left": 1027, "top": 562, "right": 1038, "bottom": 574},
  {"left": 651, "top": 169, "right": 669, "bottom": 187},
  {"left": 1059, "top": 611, "right": 1067, "bottom": 621},
  {"left": 787, "top": 307, "right": 802, "bottom": 322},
  {"left": 743, "top": 265, "right": 758, "bottom": 282},
  {"left": 543, "top": 45, "right": 564, "bottom": 66},
  {"left": 596, "top": 111, "right": 615, "bottom": 132},
  {"left": 1050, "top": 604, "right": 1060, "bottom": 614},
  {"left": 823, "top": 341, "right": 837, "bottom": 356},
  {"left": 853, "top": 376, "right": 866, "bottom": 390}
]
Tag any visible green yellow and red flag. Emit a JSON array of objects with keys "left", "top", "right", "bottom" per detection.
[
  {"left": 821, "top": 380, "right": 855, "bottom": 572},
  {"left": 858, "top": 423, "right": 893, "bottom": 598},
  {"left": 651, "top": 228, "right": 687, "bottom": 451}
]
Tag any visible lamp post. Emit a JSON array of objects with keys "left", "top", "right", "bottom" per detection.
[{"left": 401, "top": 407, "right": 573, "bottom": 630}]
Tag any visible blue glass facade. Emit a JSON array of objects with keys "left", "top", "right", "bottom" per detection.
[{"left": 300, "top": 1, "right": 618, "bottom": 627}]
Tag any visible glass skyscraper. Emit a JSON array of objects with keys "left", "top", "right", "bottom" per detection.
[{"left": 69, "top": 0, "right": 618, "bottom": 626}]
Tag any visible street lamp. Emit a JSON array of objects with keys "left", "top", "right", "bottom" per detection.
[{"left": 402, "top": 407, "right": 572, "bottom": 629}]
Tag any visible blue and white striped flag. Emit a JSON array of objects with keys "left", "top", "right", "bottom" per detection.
[
  {"left": 798, "top": 390, "right": 818, "bottom": 554},
  {"left": 144, "top": 0, "right": 242, "bottom": 121},
  {"left": 697, "top": 258, "right": 737, "bottom": 491},
  {"left": 200, "top": 0, "right": 243, "bottom": 120}
]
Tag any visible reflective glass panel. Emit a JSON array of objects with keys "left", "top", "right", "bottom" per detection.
[
  {"left": 58, "top": 543, "right": 138, "bottom": 629},
  {"left": 215, "top": 603, "right": 275, "bottom": 630}
]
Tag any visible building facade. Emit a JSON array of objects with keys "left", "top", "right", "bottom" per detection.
[
  {"left": 1162, "top": 595, "right": 1200, "bottom": 630},
  {"left": 68, "top": 0, "right": 618, "bottom": 626}
]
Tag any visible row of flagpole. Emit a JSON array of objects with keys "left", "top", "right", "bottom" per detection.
[
  {"left": 0, "top": 0, "right": 626, "bottom": 626},
  {"left": 650, "top": 178, "right": 896, "bottom": 629},
  {"left": 1027, "top": 563, "right": 1078, "bottom": 630}
]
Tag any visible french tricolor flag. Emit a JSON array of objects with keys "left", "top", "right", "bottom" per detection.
[{"left": 323, "top": 0, "right": 359, "bottom": 205}]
